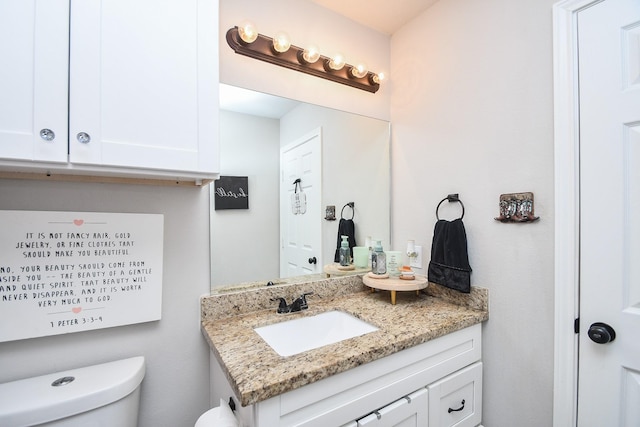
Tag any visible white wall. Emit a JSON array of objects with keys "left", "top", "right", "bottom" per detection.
[
  {"left": 212, "top": 110, "right": 280, "bottom": 287},
  {"left": 219, "top": 0, "right": 391, "bottom": 121},
  {"left": 390, "top": 0, "right": 556, "bottom": 425},
  {"left": 0, "top": 179, "right": 211, "bottom": 427},
  {"left": 280, "top": 103, "right": 391, "bottom": 264}
]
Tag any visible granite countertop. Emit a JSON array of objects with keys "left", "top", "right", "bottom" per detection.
[{"left": 201, "top": 276, "right": 488, "bottom": 407}]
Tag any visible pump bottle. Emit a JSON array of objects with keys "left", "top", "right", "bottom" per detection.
[
  {"left": 371, "top": 240, "right": 386, "bottom": 275},
  {"left": 339, "top": 235, "right": 351, "bottom": 266}
]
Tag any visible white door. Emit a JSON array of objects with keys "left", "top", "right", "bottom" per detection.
[
  {"left": 280, "top": 129, "right": 322, "bottom": 278},
  {"left": 578, "top": 0, "right": 640, "bottom": 424},
  {"left": 0, "top": 0, "right": 69, "bottom": 163},
  {"left": 69, "top": 0, "right": 218, "bottom": 173}
]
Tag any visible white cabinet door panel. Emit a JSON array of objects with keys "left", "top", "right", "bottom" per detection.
[
  {"left": 69, "top": 0, "right": 218, "bottom": 173},
  {"left": 428, "top": 362, "right": 482, "bottom": 427},
  {"left": 0, "top": 0, "right": 68, "bottom": 163}
]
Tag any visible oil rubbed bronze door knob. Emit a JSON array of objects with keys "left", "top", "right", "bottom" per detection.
[{"left": 588, "top": 322, "right": 616, "bottom": 344}]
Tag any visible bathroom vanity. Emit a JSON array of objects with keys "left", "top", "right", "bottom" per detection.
[{"left": 201, "top": 276, "right": 488, "bottom": 427}]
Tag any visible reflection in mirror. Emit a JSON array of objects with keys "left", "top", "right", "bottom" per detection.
[{"left": 210, "top": 84, "right": 390, "bottom": 293}]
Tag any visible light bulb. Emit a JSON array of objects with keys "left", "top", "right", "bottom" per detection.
[
  {"left": 350, "top": 63, "right": 368, "bottom": 78},
  {"left": 370, "top": 71, "right": 386, "bottom": 85},
  {"left": 302, "top": 44, "right": 321, "bottom": 64},
  {"left": 238, "top": 21, "right": 258, "bottom": 44},
  {"left": 272, "top": 31, "right": 291, "bottom": 53},
  {"left": 328, "top": 53, "right": 345, "bottom": 71}
]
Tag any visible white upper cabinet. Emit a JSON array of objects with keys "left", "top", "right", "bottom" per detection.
[
  {"left": 68, "top": 0, "right": 218, "bottom": 174},
  {"left": 0, "top": 0, "right": 70, "bottom": 163},
  {"left": 0, "top": 0, "right": 219, "bottom": 181}
]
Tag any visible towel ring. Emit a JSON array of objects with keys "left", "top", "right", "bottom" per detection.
[
  {"left": 341, "top": 202, "right": 355, "bottom": 220},
  {"left": 436, "top": 194, "right": 465, "bottom": 220}
]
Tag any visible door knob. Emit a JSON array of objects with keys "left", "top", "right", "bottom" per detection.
[
  {"left": 588, "top": 322, "right": 616, "bottom": 344},
  {"left": 308, "top": 257, "right": 317, "bottom": 265}
]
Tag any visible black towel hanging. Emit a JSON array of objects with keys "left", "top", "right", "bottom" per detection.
[{"left": 428, "top": 194, "right": 471, "bottom": 293}]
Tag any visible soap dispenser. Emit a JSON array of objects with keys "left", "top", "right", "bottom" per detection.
[
  {"left": 339, "top": 235, "right": 351, "bottom": 266},
  {"left": 371, "top": 240, "right": 386, "bottom": 275}
]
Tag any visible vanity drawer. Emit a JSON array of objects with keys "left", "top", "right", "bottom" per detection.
[
  {"left": 428, "top": 362, "right": 482, "bottom": 427},
  {"left": 356, "top": 387, "right": 428, "bottom": 426}
]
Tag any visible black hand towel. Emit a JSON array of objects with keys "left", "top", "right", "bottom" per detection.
[
  {"left": 427, "top": 218, "right": 472, "bottom": 293},
  {"left": 334, "top": 218, "right": 356, "bottom": 262}
]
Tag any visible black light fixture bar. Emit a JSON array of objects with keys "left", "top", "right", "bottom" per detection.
[{"left": 226, "top": 27, "right": 380, "bottom": 94}]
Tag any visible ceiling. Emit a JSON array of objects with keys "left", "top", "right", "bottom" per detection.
[{"left": 309, "top": 0, "right": 439, "bottom": 35}]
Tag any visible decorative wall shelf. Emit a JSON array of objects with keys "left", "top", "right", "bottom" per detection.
[{"left": 494, "top": 192, "right": 540, "bottom": 223}]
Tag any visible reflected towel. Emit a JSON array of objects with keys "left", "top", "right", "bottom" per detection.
[{"left": 334, "top": 218, "right": 356, "bottom": 263}]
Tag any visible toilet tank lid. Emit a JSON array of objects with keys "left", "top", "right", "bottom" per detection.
[{"left": 0, "top": 356, "right": 145, "bottom": 426}]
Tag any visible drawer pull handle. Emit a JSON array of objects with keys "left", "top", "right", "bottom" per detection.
[{"left": 448, "top": 399, "right": 465, "bottom": 413}]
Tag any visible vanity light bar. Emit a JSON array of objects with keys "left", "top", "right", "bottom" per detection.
[{"left": 226, "top": 27, "right": 381, "bottom": 94}]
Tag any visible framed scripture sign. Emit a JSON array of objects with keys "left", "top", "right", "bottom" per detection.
[
  {"left": 0, "top": 211, "right": 164, "bottom": 342},
  {"left": 214, "top": 176, "right": 249, "bottom": 210}
]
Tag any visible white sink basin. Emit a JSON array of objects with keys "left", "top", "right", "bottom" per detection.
[{"left": 254, "top": 310, "right": 378, "bottom": 357}]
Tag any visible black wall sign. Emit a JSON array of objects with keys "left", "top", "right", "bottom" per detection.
[{"left": 214, "top": 176, "right": 249, "bottom": 210}]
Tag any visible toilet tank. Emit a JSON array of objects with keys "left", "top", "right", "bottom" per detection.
[{"left": 0, "top": 356, "right": 145, "bottom": 427}]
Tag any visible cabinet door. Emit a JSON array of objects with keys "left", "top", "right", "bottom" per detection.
[
  {"left": 69, "top": 0, "right": 218, "bottom": 174},
  {"left": 428, "top": 362, "right": 482, "bottom": 427},
  {"left": 0, "top": 0, "right": 69, "bottom": 163},
  {"left": 357, "top": 388, "right": 428, "bottom": 427}
]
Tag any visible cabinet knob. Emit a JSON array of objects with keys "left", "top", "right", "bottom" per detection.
[
  {"left": 40, "top": 128, "right": 55, "bottom": 141},
  {"left": 76, "top": 132, "right": 91, "bottom": 144}
]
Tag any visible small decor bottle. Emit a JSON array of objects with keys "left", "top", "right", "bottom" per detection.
[
  {"left": 339, "top": 235, "right": 351, "bottom": 266},
  {"left": 365, "top": 236, "right": 373, "bottom": 268},
  {"left": 371, "top": 240, "right": 386, "bottom": 275}
]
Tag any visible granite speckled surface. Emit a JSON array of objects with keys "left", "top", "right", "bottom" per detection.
[{"left": 201, "top": 276, "right": 488, "bottom": 406}]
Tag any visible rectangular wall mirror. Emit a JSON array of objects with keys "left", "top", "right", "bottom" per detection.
[{"left": 211, "top": 84, "right": 390, "bottom": 292}]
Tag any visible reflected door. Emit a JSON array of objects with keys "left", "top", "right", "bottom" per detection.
[
  {"left": 280, "top": 128, "right": 322, "bottom": 278},
  {"left": 578, "top": 0, "right": 640, "bottom": 424}
]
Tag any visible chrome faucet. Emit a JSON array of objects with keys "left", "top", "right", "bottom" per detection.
[{"left": 270, "top": 292, "right": 314, "bottom": 314}]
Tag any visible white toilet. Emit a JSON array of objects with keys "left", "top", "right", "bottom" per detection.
[{"left": 0, "top": 356, "right": 145, "bottom": 427}]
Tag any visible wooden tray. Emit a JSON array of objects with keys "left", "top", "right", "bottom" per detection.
[
  {"left": 323, "top": 263, "right": 370, "bottom": 277},
  {"left": 362, "top": 274, "right": 428, "bottom": 305}
]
